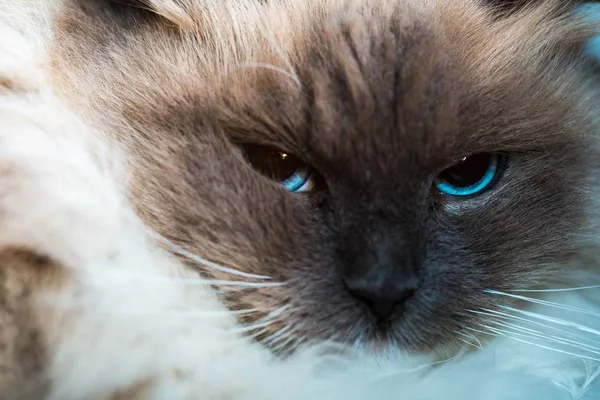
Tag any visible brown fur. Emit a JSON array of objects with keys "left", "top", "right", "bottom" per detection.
[
  {"left": 47, "top": 0, "right": 600, "bottom": 356},
  {"left": 0, "top": 248, "right": 67, "bottom": 399}
]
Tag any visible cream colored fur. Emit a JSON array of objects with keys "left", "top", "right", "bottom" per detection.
[{"left": 1, "top": 0, "right": 600, "bottom": 399}]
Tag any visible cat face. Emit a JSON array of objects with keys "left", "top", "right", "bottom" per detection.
[{"left": 54, "top": 0, "right": 600, "bottom": 355}]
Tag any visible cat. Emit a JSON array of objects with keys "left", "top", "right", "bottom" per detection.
[{"left": 2, "top": 0, "right": 600, "bottom": 398}]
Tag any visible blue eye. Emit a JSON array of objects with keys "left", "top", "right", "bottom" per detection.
[
  {"left": 434, "top": 154, "right": 501, "bottom": 197},
  {"left": 281, "top": 165, "right": 314, "bottom": 192},
  {"left": 241, "top": 144, "right": 316, "bottom": 193}
]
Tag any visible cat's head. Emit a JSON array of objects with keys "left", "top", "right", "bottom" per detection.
[{"left": 53, "top": 0, "right": 600, "bottom": 356}]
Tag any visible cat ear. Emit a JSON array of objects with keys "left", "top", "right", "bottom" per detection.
[
  {"left": 481, "top": 0, "right": 600, "bottom": 48},
  {"left": 100, "top": 0, "right": 196, "bottom": 28},
  {"left": 140, "top": 0, "right": 196, "bottom": 28},
  {"left": 484, "top": 0, "right": 536, "bottom": 13},
  {"left": 483, "top": 0, "right": 592, "bottom": 17}
]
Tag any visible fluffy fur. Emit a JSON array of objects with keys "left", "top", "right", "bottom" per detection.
[{"left": 2, "top": 0, "right": 600, "bottom": 399}]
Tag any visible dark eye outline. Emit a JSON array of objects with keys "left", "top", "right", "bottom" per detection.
[
  {"left": 433, "top": 153, "right": 505, "bottom": 197},
  {"left": 238, "top": 143, "right": 317, "bottom": 193}
]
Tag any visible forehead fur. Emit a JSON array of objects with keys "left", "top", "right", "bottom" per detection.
[
  {"left": 54, "top": 0, "right": 600, "bottom": 133},
  {"left": 216, "top": 0, "right": 599, "bottom": 169}
]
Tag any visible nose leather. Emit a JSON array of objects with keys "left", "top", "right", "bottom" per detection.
[
  {"left": 341, "top": 234, "right": 420, "bottom": 321},
  {"left": 344, "top": 272, "right": 417, "bottom": 320}
]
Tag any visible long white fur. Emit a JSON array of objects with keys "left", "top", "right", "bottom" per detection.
[{"left": 1, "top": 0, "right": 600, "bottom": 398}]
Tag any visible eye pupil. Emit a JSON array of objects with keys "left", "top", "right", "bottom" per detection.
[
  {"left": 435, "top": 153, "right": 501, "bottom": 197},
  {"left": 267, "top": 150, "right": 299, "bottom": 181},
  {"left": 240, "top": 144, "right": 315, "bottom": 193},
  {"left": 439, "top": 154, "right": 492, "bottom": 188}
]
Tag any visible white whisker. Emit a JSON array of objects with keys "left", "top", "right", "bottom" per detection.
[
  {"left": 510, "top": 284, "right": 600, "bottom": 293},
  {"left": 48, "top": 305, "right": 261, "bottom": 319},
  {"left": 147, "top": 229, "right": 273, "bottom": 280},
  {"left": 457, "top": 336, "right": 480, "bottom": 350},
  {"left": 261, "top": 324, "right": 294, "bottom": 346},
  {"left": 283, "top": 339, "right": 305, "bottom": 355},
  {"left": 138, "top": 309, "right": 258, "bottom": 318},
  {"left": 270, "top": 334, "right": 297, "bottom": 353},
  {"left": 229, "top": 318, "right": 280, "bottom": 334},
  {"left": 246, "top": 327, "right": 270, "bottom": 341},
  {"left": 465, "top": 325, "right": 501, "bottom": 338},
  {"left": 84, "top": 270, "right": 286, "bottom": 289},
  {"left": 486, "top": 320, "right": 600, "bottom": 355},
  {"left": 481, "top": 325, "right": 600, "bottom": 362},
  {"left": 204, "top": 280, "right": 286, "bottom": 288},
  {"left": 256, "top": 304, "right": 292, "bottom": 322},
  {"left": 486, "top": 289, "right": 600, "bottom": 318},
  {"left": 231, "top": 304, "right": 292, "bottom": 335},
  {"left": 471, "top": 308, "right": 600, "bottom": 347},
  {"left": 498, "top": 306, "right": 600, "bottom": 337},
  {"left": 454, "top": 330, "right": 483, "bottom": 350}
]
